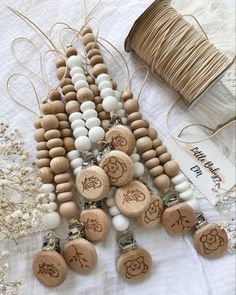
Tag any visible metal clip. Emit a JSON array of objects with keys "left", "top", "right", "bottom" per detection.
[
  {"left": 84, "top": 201, "right": 102, "bottom": 210},
  {"left": 82, "top": 152, "right": 98, "bottom": 169},
  {"left": 68, "top": 220, "right": 85, "bottom": 241},
  {"left": 164, "top": 194, "right": 179, "bottom": 208},
  {"left": 194, "top": 213, "right": 208, "bottom": 230},
  {"left": 95, "top": 141, "right": 113, "bottom": 163},
  {"left": 42, "top": 231, "right": 60, "bottom": 252},
  {"left": 117, "top": 231, "right": 137, "bottom": 253},
  {"left": 109, "top": 113, "right": 122, "bottom": 128}
]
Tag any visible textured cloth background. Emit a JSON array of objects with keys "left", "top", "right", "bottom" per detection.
[{"left": 0, "top": 0, "right": 235, "bottom": 294}]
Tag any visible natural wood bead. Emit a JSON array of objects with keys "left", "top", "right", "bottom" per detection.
[
  {"left": 47, "top": 138, "right": 63, "bottom": 149},
  {"left": 156, "top": 145, "right": 167, "bottom": 156},
  {"left": 54, "top": 173, "right": 71, "bottom": 184},
  {"left": 96, "top": 103, "right": 103, "bottom": 112},
  {"left": 90, "top": 55, "right": 103, "bottom": 67},
  {"left": 85, "top": 42, "right": 99, "bottom": 53},
  {"left": 59, "top": 201, "right": 79, "bottom": 218},
  {"left": 36, "top": 141, "right": 48, "bottom": 151},
  {"left": 56, "top": 113, "right": 68, "bottom": 121},
  {"left": 55, "top": 57, "right": 66, "bottom": 68},
  {"left": 80, "top": 208, "right": 110, "bottom": 242},
  {"left": 163, "top": 160, "right": 180, "bottom": 177},
  {"left": 41, "top": 103, "right": 54, "bottom": 115},
  {"left": 99, "top": 111, "right": 109, "bottom": 120},
  {"left": 56, "top": 182, "right": 72, "bottom": 193},
  {"left": 194, "top": 224, "right": 228, "bottom": 258},
  {"left": 36, "top": 150, "right": 49, "bottom": 159},
  {"left": 34, "top": 118, "right": 41, "bottom": 129},
  {"left": 41, "top": 115, "right": 58, "bottom": 131},
  {"left": 162, "top": 203, "right": 196, "bottom": 234},
  {"left": 58, "top": 121, "right": 70, "bottom": 130},
  {"left": 117, "top": 248, "right": 152, "bottom": 282},
  {"left": 60, "top": 78, "right": 72, "bottom": 88},
  {"left": 130, "top": 119, "right": 149, "bottom": 131},
  {"left": 83, "top": 33, "right": 96, "bottom": 46},
  {"left": 63, "top": 137, "right": 75, "bottom": 152},
  {"left": 136, "top": 136, "right": 153, "bottom": 153},
  {"left": 153, "top": 138, "right": 162, "bottom": 148},
  {"left": 133, "top": 127, "right": 148, "bottom": 139},
  {"left": 87, "top": 48, "right": 100, "bottom": 59},
  {"left": 94, "top": 96, "right": 102, "bottom": 104},
  {"left": 57, "top": 192, "right": 73, "bottom": 203},
  {"left": 159, "top": 152, "right": 172, "bottom": 164},
  {"left": 92, "top": 63, "right": 108, "bottom": 78},
  {"left": 66, "top": 46, "right": 77, "bottom": 57},
  {"left": 142, "top": 149, "right": 156, "bottom": 161},
  {"left": 153, "top": 174, "right": 171, "bottom": 191},
  {"left": 86, "top": 75, "right": 95, "bottom": 85},
  {"left": 64, "top": 91, "right": 77, "bottom": 102},
  {"left": 147, "top": 128, "right": 157, "bottom": 140},
  {"left": 122, "top": 91, "right": 133, "bottom": 102},
  {"left": 49, "top": 147, "right": 66, "bottom": 158},
  {"left": 149, "top": 165, "right": 164, "bottom": 177},
  {"left": 49, "top": 90, "right": 61, "bottom": 101},
  {"left": 38, "top": 167, "right": 54, "bottom": 182},
  {"left": 101, "top": 120, "right": 110, "bottom": 131},
  {"left": 50, "top": 156, "right": 69, "bottom": 174},
  {"left": 77, "top": 88, "right": 93, "bottom": 103},
  {"left": 111, "top": 80, "right": 117, "bottom": 90},
  {"left": 62, "top": 85, "right": 75, "bottom": 95},
  {"left": 51, "top": 101, "right": 65, "bottom": 113},
  {"left": 124, "top": 99, "right": 139, "bottom": 114},
  {"left": 81, "top": 26, "right": 92, "bottom": 36},
  {"left": 128, "top": 112, "right": 142, "bottom": 123},
  {"left": 61, "top": 129, "right": 72, "bottom": 138},
  {"left": 145, "top": 158, "right": 160, "bottom": 169},
  {"left": 34, "top": 128, "right": 45, "bottom": 142},
  {"left": 45, "top": 129, "right": 61, "bottom": 141},
  {"left": 56, "top": 66, "right": 70, "bottom": 80},
  {"left": 90, "top": 84, "right": 99, "bottom": 96},
  {"left": 36, "top": 158, "right": 50, "bottom": 168}
]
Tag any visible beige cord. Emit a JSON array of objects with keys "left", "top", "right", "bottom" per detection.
[{"left": 128, "top": 65, "right": 150, "bottom": 101}]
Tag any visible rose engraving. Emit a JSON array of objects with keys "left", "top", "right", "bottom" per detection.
[{"left": 111, "top": 136, "right": 128, "bottom": 148}]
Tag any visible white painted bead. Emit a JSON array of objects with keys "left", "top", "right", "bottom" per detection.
[
  {"left": 106, "top": 197, "right": 115, "bottom": 207},
  {"left": 185, "top": 198, "right": 200, "bottom": 212},
  {"left": 70, "top": 158, "right": 83, "bottom": 169},
  {"left": 117, "top": 102, "right": 123, "bottom": 109},
  {"left": 67, "top": 55, "right": 83, "bottom": 69},
  {"left": 72, "top": 73, "right": 86, "bottom": 84},
  {"left": 98, "top": 80, "right": 112, "bottom": 92},
  {"left": 134, "top": 162, "right": 145, "bottom": 178},
  {"left": 100, "top": 88, "right": 114, "bottom": 99},
  {"left": 82, "top": 109, "right": 98, "bottom": 121},
  {"left": 121, "top": 117, "right": 128, "bottom": 125},
  {"left": 70, "top": 66, "right": 84, "bottom": 76},
  {"left": 69, "top": 112, "right": 83, "bottom": 123},
  {"left": 73, "top": 127, "right": 88, "bottom": 138},
  {"left": 114, "top": 91, "right": 121, "bottom": 100},
  {"left": 102, "top": 96, "right": 118, "bottom": 112},
  {"left": 109, "top": 205, "right": 120, "bottom": 216},
  {"left": 74, "top": 166, "right": 83, "bottom": 176},
  {"left": 112, "top": 214, "right": 130, "bottom": 232},
  {"left": 49, "top": 193, "right": 56, "bottom": 201},
  {"left": 46, "top": 202, "right": 57, "bottom": 212},
  {"left": 131, "top": 153, "right": 140, "bottom": 162},
  {"left": 81, "top": 101, "right": 95, "bottom": 112},
  {"left": 88, "top": 126, "right": 105, "bottom": 142},
  {"left": 39, "top": 183, "right": 55, "bottom": 193},
  {"left": 75, "top": 136, "right": 92, "bottom": 152},
  {"left": 71, "top": 119, "right": 85, "bottom": 130},
  {"left": 179, "top": 189, "right": 194, "bottom": 201},
  {"left": 86, "top": 117, "right": 100, "bottom": 129},
  {"left": 117, "top": 109, "right": 126, "bottom": 117},
  {"left": 67, "top": 150, "right": 80, "bottom": 161},
  {"left": 171, "top": 173, "right": 186, "bottom": 185},
  {"left": 97, "top": 73, "right": 110, "bottom": 84},
  {"left": 43, "top": 211, "right": 61, "bottom": 230},
  {"left": 175, "top": 181, "right": 190, "bottom": 193},
  {"left": 74, "top": 80, "right": 89, "bottom": 91}
]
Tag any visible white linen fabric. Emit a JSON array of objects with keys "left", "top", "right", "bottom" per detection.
[{"left": 0, "top": 0, "right": 235, "bottom": 294}]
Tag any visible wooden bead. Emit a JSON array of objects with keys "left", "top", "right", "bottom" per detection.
[
  {"left": 156, "top": 145, "right": 167, "bottom": 156},
  {"left": 66, "top": 46, "right": 77, "bottom": 57},
  {"left": 96, "top": 103, "right": 103, "bottom": 112},
  {"left": 34, "top": 118, "right": 41, "bottom": 129},
  {"left": 133, "top": 127, "right": 148, "bottom": 139},
  {"left": 86, "top": 75, "right": 95, "bottom": 85},
  {"left": 49, "top": 90, "right": 61, "bottom": 101},
  {"left": 194, "top": 224, "right": 228, "bottom": 258},
  {"left": 63, "top": 137, "right": 75, "bottom": 152},
  {"left": 149, "top": 165, "right": 164, "bottom": 177},
  {"left": 124, "top": 99, "right": 139, "bottom": 114},
  {"left": 33, "top": 251, "right": 67, "bottom": 287},
  {"left": 85, "top": 42, "right": 99, "bottom": 53},
  {"left": 58, "top": 121, "right": 70, "bottom": 130},
  {"left": 38, "top": 167, "right": 54, "bottom": 182},
  {"left": 101, "top": 119, "right": 110, "bottom": 131},
  {"left": 36, "top": 158, "right": 50, "bottom": 168},
  {"left": 147, "top": 128, "right": 157, "bottom": 140},
  {"left": 34, "top": 128, "right": 45, "bottom": 142},
  {"left": 51, "top": 101, "right": 65, "bottom": 113},
  {"left": 145, "top": 158, "right": 160, "bottom": 169},
  {"left": 59, "top": 201, "right": 79, "bottom": 218},
  {"left": 81, "top": 26, "right": 92, "bottom": 36},
  {"left": 47, "top": 138, "right": 63, "bottom": 149},
  {"left": 60, "top": 78, "right": 72, "bottom": 88},
  {"left": 50, "top": 157, "right": 69, "bottom": 174},
  {"left": 122, "top": 91, "right": 133, "bottom": 102},
  {"left": 36, "top": 150, "right": 49, "bottom": 159},
  {"left": 162, "top": 203, "right": 196, "bottom": 234},
  {"left": 159, "top": 152, "right": 172, "bottom": 164},
  {"left": 49, "top": 147, "right": 65, "bottom": 158},
  {"left": 62, "top": 85, "right": 75, "bottom": 95},
  {"left": 99, "top": 111, "right": 109, "bottom": 120},
  {"left": 115, "top": 180, "right": 151, "bottom": 217},
  {"left": 105, "top": 125, "right": 136, "bottom": 156},
  {"left": 87, "top": 48, "right": 100, "bottom": 59},
  {"left": 64, "top": 238, "right": 97, "bottom": 273},
  {"left": 36, "top": 141, "right": 48, "bottom": 151},
  {"left": 56, "top": 113, "right": 68, "bottom": 121},
  {"left": 90, "top": 55, "right": 103, "bottom": 67},
  {"left": 92, "top": 64, "right": 108, "bottom": 78},
  {"left": 55, "top": 57, "right": 66, "bottom": 68},
  {"left": 94, "top": 96, "right": 102, "bottom": 104},
  {"left": 61, "top": 129, "right": 72, "bottom": 138},
  {"left": 57, "top": 192, "right": 73, "bottom": 203},
  {"left": 111, "top": 80, "right": 117, "bottom": 90},
  {"left": 128, "top": 112, "right": 142, "bottom": 123},
  {"left": 163, "top": 160, "right": 180, "bottom": 177},
  {"left": 64, "top": 91, "right": 77, "bottom": 102},
  {"left": 56, "top": 182, "right": 72, "bottom": 193},
  {"left": 130, "top": 119, "right": 148, "bottom": 131},
  {"left": 153, "top": 174, "right": 171, "bottom": 191},
  {"left": 83, "top": 33, "right": 96, "bottom": 46},
  {"left": 41, "top": 103, "right": 54, "bottom": 115},
  {"left": 152, "top": 138, "right": 162, "bottom": 148},
  {"left": 142, "top": 149, "right": 156, "bottom": 161},
  {"left": 41, "top": 115, "right": 58, "bottom": 131},
  {"left": 45, "top": 129, "right": 61, "bottom": 141},
  {"left": 117, "top": 248, "right": 152, "bottom": 282},
  {"left": 54, "top": 173, "right": 70, "bottom": 184},
  {"left": 77, "top": 88, "right": 93, "bottom": 103},
  {"left": 56, "top": 66, "right": 70, "bottom": 80},
  {"left": 136, "top": 136, "right": 153, "bottom": 153},
  {"left": 90, "top": 84, "right": 100, "bottom": 96},
  {"left": 137, "top": 194, "right": 164, "bottom": 228},
  {"left": 80, "top": 208, "right": 110, "bottom": 242},
  {"left": 76, "top": 166, "right": 110, "bottom": 201}
]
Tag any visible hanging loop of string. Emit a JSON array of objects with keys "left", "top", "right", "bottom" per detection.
[{"left": 128, "top": 65, "right": 150, "bottom": 101}]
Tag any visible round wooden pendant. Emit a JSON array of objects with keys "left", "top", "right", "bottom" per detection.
[
  {"left": 32, "top": 251, "right": 67, "bottom": 287},
  {"left": 76, "top": 166, "right": 110, "bottom": 201},
  {"left": 105, "top": 125, "right": 135, "bottom": 156},
  {"left": 115, "top": 181, "right": 151, "bottom": 217},
  {"left": 194, "top": 223, "right": 228, "bottom": 258},
  {"left": 137, "top": 194, "right": 164, "bottom": 228},
  {"left": 162, "top": 203, "right": 196, "bottom": 234},
  {"left": 63, "top": 238, "right": 97, "bottom": 273},
  {"left": 80, "top": 208, "right": 110, "bottom": 242},
  {"left": 117, "top": 248, "right": 152, "bottom": 282},
  {"left": 100, "top": 150, "right": 134, "bottom": 187}
]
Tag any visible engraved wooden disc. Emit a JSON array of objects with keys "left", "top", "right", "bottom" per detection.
[
  {"left": 115, "top": 180, "right": 151, "bottom": 217},
  {"left": 105, "top": 125, "right": 135, "bottom": 156},
  {"left": 76, "top": 166, "right": 110, "bottom": 201},
  {"left": 194, "top": 223, "right": 228, "bottom": 258},
  {"left": 100, "top": 150, "right": 134, "bottom": 187},
  {"left": 80, "top": 208, "right": 110, "bottom": 242},
  {"left": 63, "top": 238, "right": 97, "bottom": 273},
  {"left": 137, "top": 194, "right": 164, "bottom": 228},
  {"left": 117, "top": 248, "right": 152, "bottom": 282},
  {"left": 162, "top": 203, "right": 196, "bottom": 234},
  {"left": 32, "top": 251, "right": 67, "bottom": 287}
]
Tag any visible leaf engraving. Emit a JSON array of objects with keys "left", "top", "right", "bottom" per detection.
[
  {"left": 171, "top": 209, "right": 192, "bottom": 231},
  {"left": 122, "top": 189, "right": 145, "bottom": 204},
  {"left": 69, "top": 245, "right": 89, "bottom": 269},
  {"left": 82, "top": 176, "right": 102, "bottom": 191}
]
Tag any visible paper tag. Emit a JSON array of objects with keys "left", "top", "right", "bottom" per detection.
[{"left": 165, "top": 128, "right": 235, "bottom": 206}]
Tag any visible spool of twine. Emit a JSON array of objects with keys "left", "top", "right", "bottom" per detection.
[{"left": 125, "top": 0, "right": 234, "bottom": 108}]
